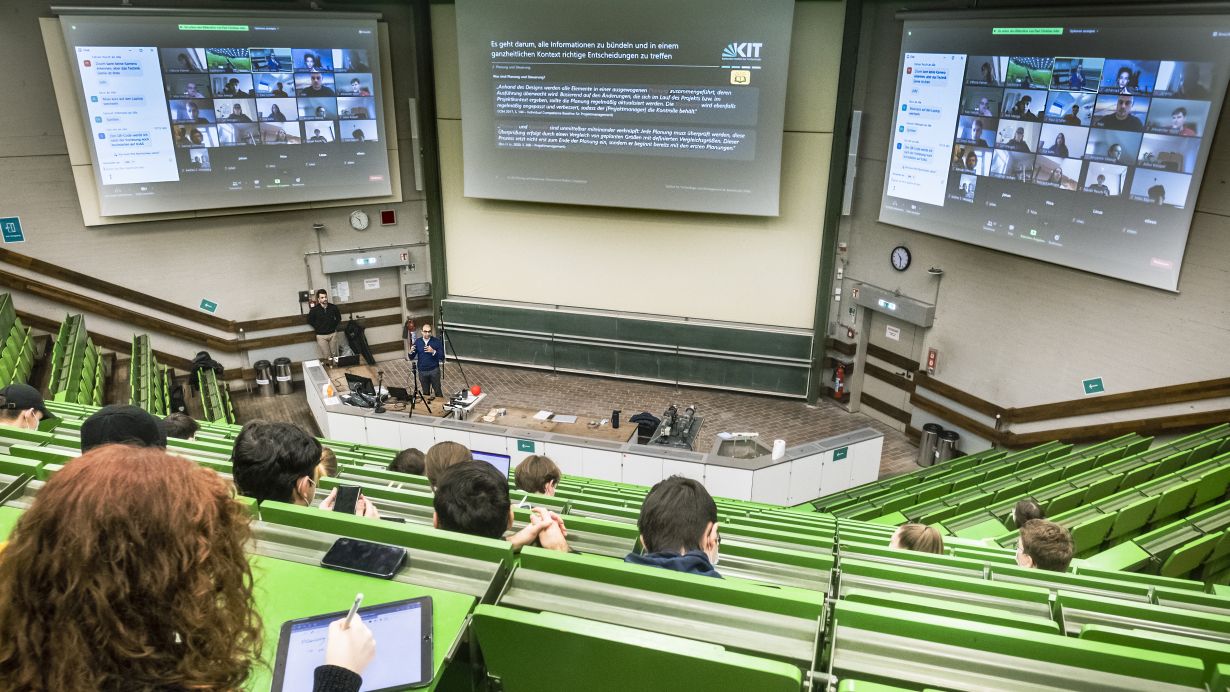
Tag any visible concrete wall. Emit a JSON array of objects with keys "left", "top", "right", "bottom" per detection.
[
  {"left": 836, "top": 1, "right": 1229, "bottom": 408},
  {"left": 430, "top": 2, "right": 844, "bottom": 329},
  {"left": 0, "top": 1, "right": 431, "bottom": 367}
]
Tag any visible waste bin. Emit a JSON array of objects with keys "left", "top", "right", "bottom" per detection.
[
  {"left": 918, "top": 423, "right": 943, "bottom": 467},
  {"left": 274, "top": 357, "right": 294, "bottom": 395},
  {"left": 254, "top": 360, "right": 274, "bottom": 398},
  {"left": 936, "top": 430, "right": 961, "bottom": 464}
]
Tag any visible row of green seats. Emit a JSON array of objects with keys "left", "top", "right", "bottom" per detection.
[
  {"left": 196, "top": 366, "right": 235, "bottom": 424},
  {"left": 6, "top": 447, "right": 1230, "bottom": 690},
  {"left": 0, "top": 294, "right": 34, "bottom": 387},
  {"left": 862, "top": 435, "right": 1148, "bottom": 526},
  {"left": 943, "top": 427, "right": 1230, "bottom": 541},
  {"left": 999, "top": 448, "right": 1230, "bottom": 561},
  {"left": 129, "top": 334, "right": 173, "bottom": 415},
  {"left": 47, "top": 314, "right": 103, "bottom": 406}
]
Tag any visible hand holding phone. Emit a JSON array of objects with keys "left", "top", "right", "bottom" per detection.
[{"left": 331, "top": 485, "right": 361, "bottom": 515}]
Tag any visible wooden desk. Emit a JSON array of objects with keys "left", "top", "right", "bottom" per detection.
[{"left": 482, "top": 406, "right": 636, "bottom": 444}]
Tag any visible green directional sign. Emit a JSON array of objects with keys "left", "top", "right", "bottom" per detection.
[
  {"left": 517, "top": 439, "right": 535, "bottom": 453},
  {"left": 1082, "top": 377, "right": 1105, "bottom": 396},
  {"left": 833, "top": 446, "right": 848, "bottom": 461},
  {"left": 199, "top": 298, "right": 218, "bottom": 314}
]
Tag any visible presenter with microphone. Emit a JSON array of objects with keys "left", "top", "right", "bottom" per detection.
[{"left": 410, "top": 324, "right": 445, "bottom": 401}]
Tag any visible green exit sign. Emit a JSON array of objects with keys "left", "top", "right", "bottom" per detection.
[
  {"left": 517, "top": 439, "right": 535, "bottom": 453},
  {"left": 199, "top": 299, "right": 218, "bottom": 314},
  {"left": 833, "top": 447, "right": 848, "bottom": 461},
  {"left": 1082, "top": 377, "right": 1105, "bottom": 396}
]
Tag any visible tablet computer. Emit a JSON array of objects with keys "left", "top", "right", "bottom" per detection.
[{"left": 271, "top": 596, "right": 433, "bottom": 691}]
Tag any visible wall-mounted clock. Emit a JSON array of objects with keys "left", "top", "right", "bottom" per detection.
[
  {"left": 349, "top": 209, "right": 370, "bottom": 231},
  {"left": 891, "top": 245, "right": 911, "bottom": 271}
]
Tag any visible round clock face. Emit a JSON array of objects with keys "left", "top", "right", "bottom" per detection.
[
  {"left": 891, "top": 246, "right": 911, "bottom": 271},
  {"left": 349, "top": 210, "right": 369, "bottom": 231}
]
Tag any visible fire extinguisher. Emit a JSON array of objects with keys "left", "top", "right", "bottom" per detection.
[{"left": 834, "top": 364, "right": 846, "bottom": 398}]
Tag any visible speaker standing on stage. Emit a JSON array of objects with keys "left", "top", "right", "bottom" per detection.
[
  {"left": 306, "top": 289, "right": 342, "bottom": 361},
  {"left": 411, "top": 324, "right": 445, "bottom": 400}
]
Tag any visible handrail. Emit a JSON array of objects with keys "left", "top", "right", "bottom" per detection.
[
  {"left": 913, "top": 372, "right": 1230, "bottom": 447},
  {"left": 0, "top": 269, "right": 401, "bottom": 353}
]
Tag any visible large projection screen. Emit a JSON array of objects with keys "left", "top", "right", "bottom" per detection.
[
  {"left": 59, "top": 14, "right": 392, "bottom": 217},
  {"left": 880, "top": 15, "right": 1230, "bottom": 291},
  {"left": 455, "top": 0, "right": 795, "bottom": 216}
]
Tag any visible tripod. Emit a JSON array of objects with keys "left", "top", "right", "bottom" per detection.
[
  {"left": 406, "top": 361, "right": 432, "bottom": 418},
  {"left": 374, "top": 370, "right": 386, "bottom": 414}
]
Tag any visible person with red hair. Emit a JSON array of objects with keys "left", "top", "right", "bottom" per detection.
[{"left": 0, "top": 446, "right": 375, "bottom": 691}]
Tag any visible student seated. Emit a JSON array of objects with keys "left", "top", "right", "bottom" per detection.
[
  {"left": 319, "top": 446, "right": 339, "bottom": 478},
  {"left": 424, "top": 440, "right": 472, "bottom": 490},
  {"left": 0, "top": 383, "right": 55, "bottom": 430},
  {"left": 889, "top": 523, "right": 943, "bottom": 554},
  {"left": 514, "top": 454, "right": 561, "bottom": 496},
  {"left": 162, "top": 411, "right": 198, "bottom": 440},
  {"left": 80, "top": 404, "right": 167, "bottom": 452},
  {"left": 432, "top": 461, "right": 568, "bottom": 551},
  {"left": 0, "top": 446, "right": 375, "bottom": 690},
  {"left": 231, "top": 421, "right": 377, "bottom": 518},
  {"left": 388, "top": 447, "right": 425, "bottom": 475},
  {"left": 1013, "top": 499, "right": 1044, "bottom": 527},
  {"left": 625, "top": 476, "right": 721, "bottom": 578},
  {"left": 1016, "top": 519, "right": 1073, "bottom": 572}
]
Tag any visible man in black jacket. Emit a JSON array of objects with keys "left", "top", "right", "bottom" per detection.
[{"left": 307, "top": 289, "right": 342, "bottom": 361}]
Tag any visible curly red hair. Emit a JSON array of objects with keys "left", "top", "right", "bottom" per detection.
[{"left": 0, "top": 446, "right": 262, "bottom": 690}]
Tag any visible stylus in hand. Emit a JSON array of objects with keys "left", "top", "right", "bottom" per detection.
[{"left": 344, "top": 592, "right": 364, "bottom": 629}]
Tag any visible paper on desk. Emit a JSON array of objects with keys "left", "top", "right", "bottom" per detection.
[
  {"left": 553, "top": 414, "right": 578, "bottom": 424},
  {"left": 533, "top": 410, "right": 553, "bottom": 421}
]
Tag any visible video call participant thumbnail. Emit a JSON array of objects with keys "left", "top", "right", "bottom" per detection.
[
  {"left": 169, "top": 99, "right": 215, "bottom": 125},
  {"left": 1084, "top": 128, "right": 1142, "bottom": 165},
  {"left": 339, "top": 74, "right": 373, "bottom": 96},
  {"left": 162, "top": 47, "right": 206, "bottom": 73},
  {"left": 206, "top": 47, "right": 252, "bottom": 73},
  {"left": 964, "top": 56, "right": 1004, "bottom": 86},
  {"left": 1146, "top": 98, "right": 1208, "bottom": 137},
  {"left": 1093, "top": 94, "right": 1147, "bottom": 131},
  {"left": 1099, "top": 59, "right": 1159, "bottom": 95},
  {"left": 1154, "top": 60, "right": 1212, "bottom": 99},
  {"left": 995, "top": 120, "right": 1039, "bottom": 153},
  {"left": 304, "top": 121, "right": 335, "bottom": 143},
  {"left": 294, "top": 49, "right": 334, "bottom": 72},
  {"left": 1080, "top": 161, "right": 1127, "bottom": 196},
  {"left": 174, "top": 125, "right": 218, "bottom": 148},
  {"left": 1044, "top": 90, "right": 1095, "bottom": 126},
  {"left": 296, "top": 71, "right": 336, "bottom": 97},
  {"left": 955, "top": 116, "right": 995, "bottom": 147}
]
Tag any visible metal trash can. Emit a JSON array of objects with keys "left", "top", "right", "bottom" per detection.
[
  {"left": 254, "top": 360, "right": 275, "bottom": 397},
  {"left": 918, "top": 423, "right": 943, "bottom": 467},
  {"left": 273, "top": 357, "right": 294, "bottom": 395},
  {"left": 936, "top": 430, "right": 961, "bottom": 464}
]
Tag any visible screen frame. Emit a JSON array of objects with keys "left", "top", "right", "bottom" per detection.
[
  {"left": 877, "top": 11, "right": 1230, "bottom": 293},
  {"left": 271, "top": 595, "right": 434, "bottom": 692},
  {"left": 471, "top": 450, "right": 512, "bottom": 477},
  {"left": 44, "top": 8, "right": 403, "bottom": 226}
]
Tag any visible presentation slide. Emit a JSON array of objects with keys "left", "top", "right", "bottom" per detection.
[
  {"left": 59, "top": 15, "right": 391, "bottom": 217},
  {"left": 880, "top": 16, "right": 1230, "bottom": 291},
  {"left": 455, "top": 0, "right": 795, "bottom": 216}
]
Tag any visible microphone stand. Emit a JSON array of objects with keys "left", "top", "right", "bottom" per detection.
[
  {"left": 437, "top": 305, "right": 471, "bottom": 395},
  {"left": 373, "top": 370, "right": 386, "bottom": 414}
]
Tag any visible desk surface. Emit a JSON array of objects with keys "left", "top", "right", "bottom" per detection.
[
  {"left": 489, "top": 406, "right": 636, "bottom": 444},
  {"left": 249, "top": 553, "right": 476, "bottom": 691}
]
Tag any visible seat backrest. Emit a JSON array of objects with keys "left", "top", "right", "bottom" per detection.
[{"left": 471, "top": 604, "right": 804, "bottom": 692}]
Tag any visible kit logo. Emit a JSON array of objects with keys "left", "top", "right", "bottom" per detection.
[{"left": 722, "top": 42, "right": 763, "bottom": 60}]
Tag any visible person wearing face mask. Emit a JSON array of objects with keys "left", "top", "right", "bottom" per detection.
[
  {"left": 625, "top": 476, "right": 722, "bottom": 578},
  {"left": 0, "top": 384, "right": 55, "bottom": 430},
  {"left": 231, "top": 420, "right": 379, "bottom": 519}
]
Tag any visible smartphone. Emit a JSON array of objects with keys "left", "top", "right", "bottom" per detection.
[
  {"left": 380, "top": 516, "right": 407, "bottom": 524},
  {"left": 333, "top": 485, "right": 361, "bottom": 515},
  {"left": 321, "top": 537, "right": 407, "bottom": 579}
]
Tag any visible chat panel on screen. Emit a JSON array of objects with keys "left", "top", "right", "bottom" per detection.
[
  {"left": 60, "top": 14, "right": 391, "bottom": 217},
  {"left": 455, "top": 0, "right": 795, "bottom": 216},
  {"left": 881, "top": 16, "right": 1230, "bottom": 291}
]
